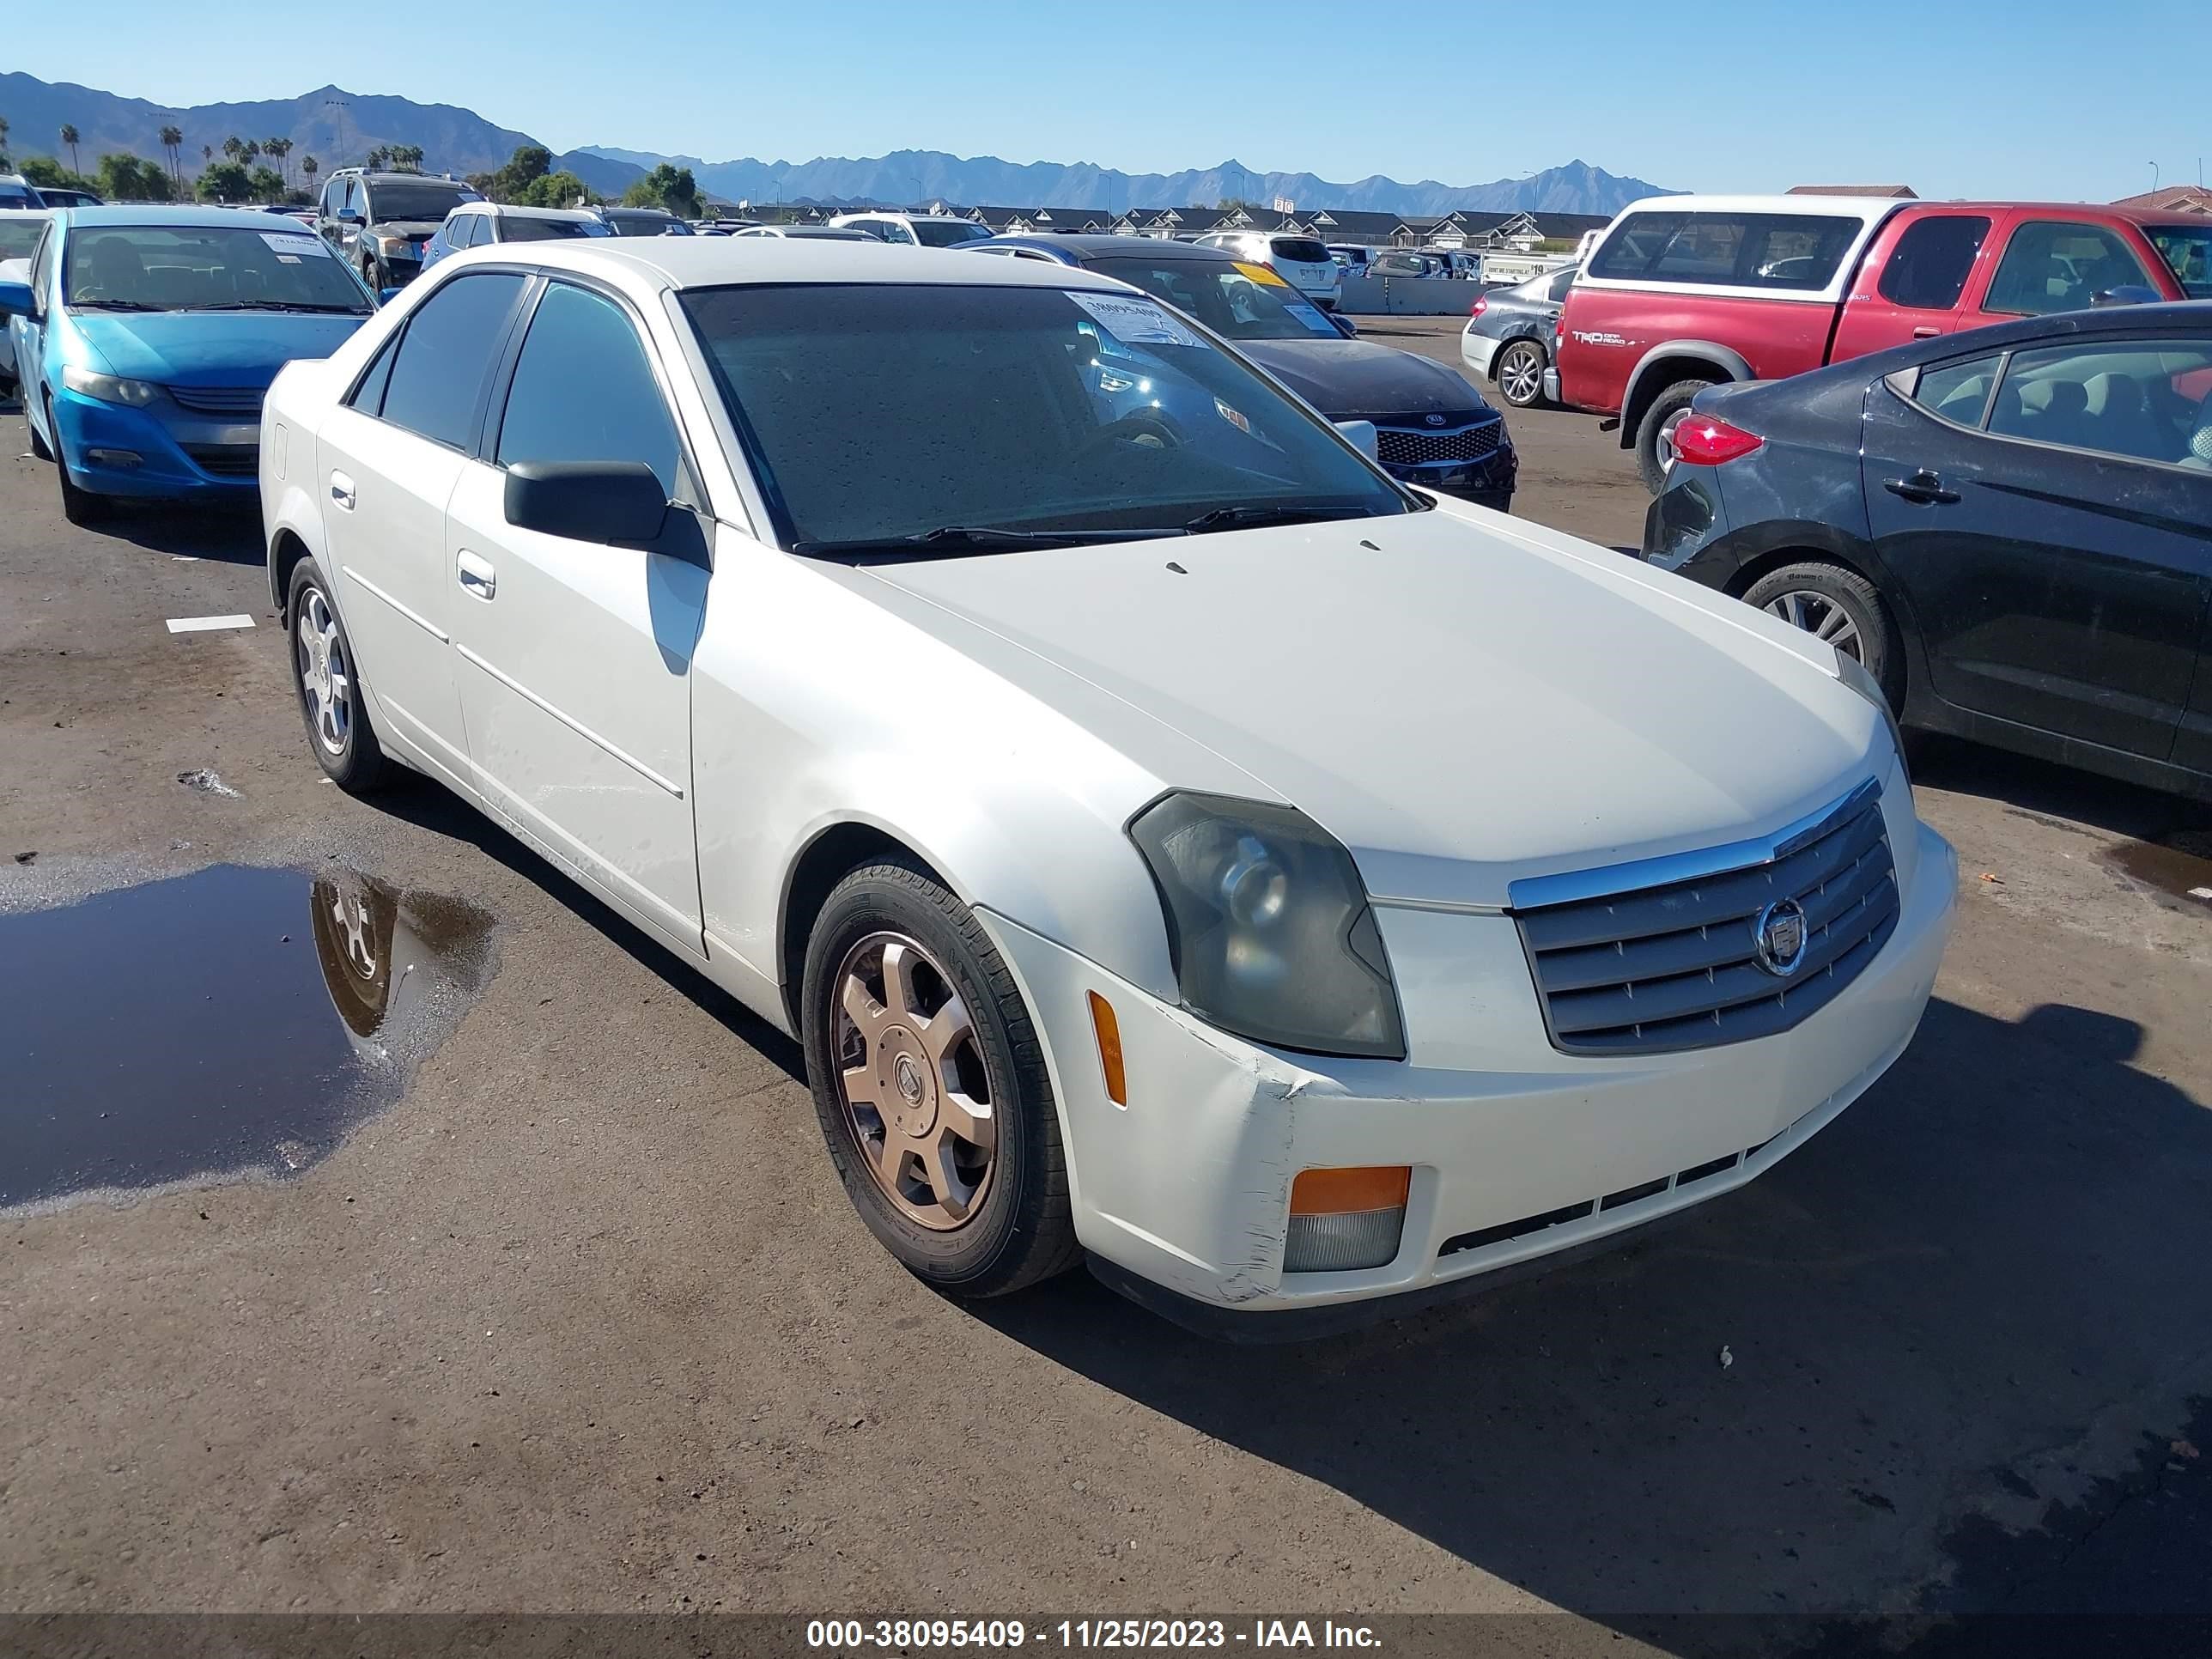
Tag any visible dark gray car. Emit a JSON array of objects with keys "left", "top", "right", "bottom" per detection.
[{"left": 1462, "top": 264, "right": 1577, "bottom": 409}]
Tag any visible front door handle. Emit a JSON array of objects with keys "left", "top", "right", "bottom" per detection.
[
  {"left": 328, "top": 472, "right": 356, "bottom": 512},
  {"left": 457, "top": 549, "right": 497, "bottom": 600},
  {"left": 1883, "top": 470, "right": 1961, "bottom": 506},
  {"left": 1911, "top": 325, "right": 1941, "bottom": 338}
]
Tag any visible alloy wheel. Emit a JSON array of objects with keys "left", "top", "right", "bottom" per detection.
[
  {"left": 832, "top": 931, "right": 997, "bottom": 1231},
  {"left": 295, "top": 587, "right": 352, "bottom": 757},
  {"left": 1498, "top": 343, "right": 1544, "bottom": 406},
  {"left": 1762, "top": 589, "right": 1863, "bottom": 659}
]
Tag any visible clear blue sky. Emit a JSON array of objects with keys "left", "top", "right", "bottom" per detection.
[{"left": 9, "top": 0, "right": 2208, "bottom": 201}]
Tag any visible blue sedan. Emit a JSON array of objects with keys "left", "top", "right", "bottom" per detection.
[{"left": 0, "top": 206, "right": 378, "bottom": 526}]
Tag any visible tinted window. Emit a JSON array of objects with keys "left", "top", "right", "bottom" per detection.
[
  {"left": 349, "top": 335, "right": 399, "bottom": 416},
  {"left": 1988, "top": 339, "right": 2212, "bottom": 467},
  {"left": 1984, "top": 221, "right": 2154, "bottom": 316},
  {"left": 1911, "top": 353, "right": 2003, "bottom": 426},
  {"left": 913, "top": 220, "right": 988, "bottom": 247},
  {"left": 376, "top": 272, "right": 527, "bottom": 449},
  {"left": 1877, "top": 216, "right": 1990, "bottom": 310},
  {"left": 500, "top": 216, "right": 599, "bottom": 242},
  {"left": 496, "top": 283, "right": 681, "bottom": 495},
  {"left": 1590, "top": 210, "right": 1859, "bottom": 290},
  {"left": 683, "top": 283, "right": 1407, "bottom": 549},
  {"left": 1547, "top": 268, "right": 1577, "bottom": 302},
  {"left": 1270, "top": 238, "right": 1331, "bottom": 264},
  {"left": 365, "top": 179, "right": 477, "bottom": 222},
  {"left": 1088, "top": 258, "right": 1341, "bottom": 341},
  {"left": 2145, "top": 224, "right": 2212, "bottom": 300}
]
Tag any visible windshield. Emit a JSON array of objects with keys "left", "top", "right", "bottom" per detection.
[
  {"left": 365, "top": 181, "right": 476, "bottom": 222},
  {"left": 0, "top": 217, "right": 47, "bottom": 261},
  {"left": 502, "top": 216, "right": 605, "bottom": 242},
  {"left": 2147, "top": 224, "right": 2212, "bottom": 300},
  {"left": 606, "top": 212, "right": 688, "bottom": 236},
  {"left": 1089, "top": 257, "right": 1342, "bottom": 342},
  {"left": 914, "top": 221, "right": 990, "bottom": 247},
  {"left": 683, "top": 283, "right": 1407, "bottom": 550},
  {"left": 63, "top": 225, "right": 373, "bottom": 313}
]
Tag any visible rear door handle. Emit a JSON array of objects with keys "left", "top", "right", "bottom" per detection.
[
  {"left": 457, "top": 549, "right": 497, "bottom": 599},
  {"left": 328, "top": 472, "right": 356, "bottom": 512},
  {"left": 1884, "top": 470, "right": 1961, "bottom": 506},
  {"left": 1911, "top": 325, "right": 1941, "bottom": 338}
]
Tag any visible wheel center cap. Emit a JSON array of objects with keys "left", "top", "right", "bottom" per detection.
[{"left": 878, "top": 1027, "right": 937, "bottom": 1138}]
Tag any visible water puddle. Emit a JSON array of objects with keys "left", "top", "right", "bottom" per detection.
[
  {"left": 2, "top": 865, "right": 495, "bottom": 1210},
  {"left": 2104, "top": 831, "right": 2212, "bottom": 908}
]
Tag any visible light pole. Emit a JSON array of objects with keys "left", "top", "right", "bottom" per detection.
[
  {"left": 325, "top": 98, "right": 351, "bottom": 168},
  {"left": 2149, "top": 161, "right": 2160, "bottom": 194}
]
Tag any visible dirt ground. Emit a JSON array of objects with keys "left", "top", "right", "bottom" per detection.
[{"left": 4, "top": 331, "right": 2211, "bottom": 1653}]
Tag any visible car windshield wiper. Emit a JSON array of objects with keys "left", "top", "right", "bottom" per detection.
[
  {"left": 1181, "top": 503, "right": 1378, "bottom": 534},
  {"left": 68, "top": 299, "right": 165, "bottom": 312},
  {"left": 194, "top": 301, "right": 368, "bottom": 314},
  {"left": 790, "top": 525, "right": 1184, "bottom": 558}
]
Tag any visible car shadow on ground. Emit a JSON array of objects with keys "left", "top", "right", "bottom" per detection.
[
  {"left": 369, "top": 778, "right": 805, "bottom": 1083},
  {"left": 90, "top": 500, "right": 267, "bottom": 564},
  {"left": 980, "top": 996, "right": 2212, "bottom": 1642},
  {"left": 1911, "top": 733, "right": 2212, "bottom": 846}
]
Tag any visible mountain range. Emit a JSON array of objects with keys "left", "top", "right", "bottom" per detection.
[{"left": 0, "top": 70, "right": 1674, "bottom": 216}]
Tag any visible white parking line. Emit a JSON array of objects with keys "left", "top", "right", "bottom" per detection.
[{"left": 166, "top": 615, "right": 256, "bottom": 634}]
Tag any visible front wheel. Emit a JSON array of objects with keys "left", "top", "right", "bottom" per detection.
[
  {"left": 1635, "top": 378, "right": 1717, "bottom": 495},
  {"left": 51, "top": 398, "right": 107, "bottom": 527},
  {"left": 800, "top": 858, "right": 1081, "bottom": 1297},
  {"left": 1495, "top": 339, "right": 1548, "bottom": 409}
]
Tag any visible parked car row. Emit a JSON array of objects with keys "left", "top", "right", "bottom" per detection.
[
  {"left": 248, "top": 233, "right": 1952, "bottom": 1334},
  {"left": 0, "top": 172, "right": 105, "bottom": 210}
]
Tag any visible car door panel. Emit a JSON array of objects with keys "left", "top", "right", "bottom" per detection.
[
  {"left": 1829, "top": 211, "right": 1992, "bottom": 362},
  {"left": 445, "top": 463, "right": 709, "bottom": 950},
  {"left": 1862, "top": 376, "right": 2211, "bottom": 760}
]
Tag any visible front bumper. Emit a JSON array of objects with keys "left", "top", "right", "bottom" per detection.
[
  {"left": 52, "top": 386, "right": 260, "bottom": 501},
  {"left": 978, "top": 813, "right": 1955, "bottom": 1335}
]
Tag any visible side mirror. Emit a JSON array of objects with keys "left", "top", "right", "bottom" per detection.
[
  {"left": 1329, "top": 311, "right": 1358, "bottom": 338},
  {"left": 1334, "top": 419, "right": 1379, "bottom": 461},
  {"left": 504, "top": 460, "right": 671, "bottom": 545},
  {"left": 379, "top": 287, "right": 402, "bottom": 306},
  {"left": 337, "top": 208, "right": 362, "bottom": 226},
  {"left": 0, "top": 277, "right": 36, "bottom": 321}
]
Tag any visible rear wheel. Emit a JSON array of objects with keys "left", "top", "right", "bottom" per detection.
[
  {"left": 1635, "top": 378, "right": 1717, "bottom": 495},
  {"left": 1741, "top": 560, "right": 1903, "bottom": 709},
  {"left": 288, "top": 556, "right": 394, "bottom": 794},
  {"left": 1495, "top": 338, "right": 1547, "bottom": 409}
]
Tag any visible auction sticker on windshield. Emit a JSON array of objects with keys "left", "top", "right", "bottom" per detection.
[
  {"left": 1282, "top": 300, "right": 1337, "bottom": 334},
  {"left": 1069, "top": 291, "right": 1202, "bottom": 348},
  {"left": 261, "top": 232, "right": 331, "bottom": 258}
]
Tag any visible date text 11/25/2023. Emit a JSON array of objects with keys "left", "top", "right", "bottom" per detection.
[{"left": 805, "top": 1619, "right": 1382, "bottom": 1649}]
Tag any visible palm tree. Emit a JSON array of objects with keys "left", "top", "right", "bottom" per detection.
[
  {"left": 159, "top": 125, "right": 184, "bottom": 189},
  {"left": 0, "top": 115, "right": 11, "bottom": 164},
  {"left": 202, "top": 143, "right": 213, "bottom": 165},
  {"left": 302, "top": 154, "right": 319, "bottom": 194},
  {"left": 242, "top": 140, "right": 260, "bottom": 171},
  {"left": 60, "top": 123, "right": 80, "bottom": 177},
  {"left": 264, "top": 136, "right": 291, "bottom": 186},
  {"left": 222, "top": 136, "right": 244, "bottom": 164}
]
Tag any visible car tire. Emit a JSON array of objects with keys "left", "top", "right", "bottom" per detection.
[
  {"left": 360, "top": 256, "right": 380, "bottom": 293},
  {"left": 50, "top": 396, "right": 107, "bottom": 527},
  {"left": 27, "top": 404, "right": 53, "bottom": 462},
  {"left": 1635, "top": 378, "right": 1718, "bottom": 495},
  {"left": 1741, "top": 561, "right": 1904, "bottom": 710},
  {"left": 287, "top": 556, "right": 394, "bottom": 794},
  {"left": 1495, "top": 338, "right": 1548, "bottom": 409},
  {"left": 800, "top": 856, "right": 1081, "bottom": 1298},
  {"left": 310, "top": 872, "right": 401, "bottom": 1038}
]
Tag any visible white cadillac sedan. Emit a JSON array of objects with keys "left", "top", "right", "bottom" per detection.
[{"left": 259, "top": 240, "right": 1956, "bottom": 1338}]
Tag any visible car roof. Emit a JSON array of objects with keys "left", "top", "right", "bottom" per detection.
[
  {"left": 53, "top": 204, "right": 300, "bottom": 230},
  {"left": 0, "top": 206, "right": 53, "bottom": 219},
  {"left": 1613, "top": 191, "right": 2211, "bottom": 228},
  {"left": 977, "top": 233, "right": 1239, "bottom": 260},
  {"left": 476, "top": 203, "right": 596, "bottom": 222},
  {"left": 429, "top": 237, "right": 1139, "bottom": 294}
]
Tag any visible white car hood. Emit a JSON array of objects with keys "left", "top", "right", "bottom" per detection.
[{"left": 842, "top": 504, "right": 1881, "bottom": 908}]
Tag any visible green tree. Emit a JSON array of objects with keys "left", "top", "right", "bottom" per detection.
[
  {"left": 197, "top": 159, "right": 253, "bottom": 203},
  {"left": 222, "top": 135, "right": 245, "bottom": 165},
  {"left": 477, "top": 144, "right": 551, "bottom": 204},
  {"left": 159, "top": 124, "right": 184, "bottom": 189},
  {"left": 247, "top": 165, "right": 285, "bottom": 204},
  {"left": 21, "top": 155, "right": 94, "bottom": 192},
  {"left": 518, "top": 169, "right": 590, "bottom": 209},
  {"left": 264, "top": 136, "right": 292, "bottom": 185},
  {"left": 301, "top": 154, "right": 319, "bottom": 193},
  {"left": 0, "top": 113, "right": 11, "bottom": 169},
  {"left": 623, "top": 162, "right": 700, "bottom": 218},
  {"left": 363, "top": 144, "right": 391, "bottom": 171},
  {"left": 389, "top": 143, "right": 424, "bottom": 172},
  {"left": 96, "top": 154, "right": 173, "bottom": 203},
  {"left": 59, "top": 123, "right": 79, "bottom": 175}
]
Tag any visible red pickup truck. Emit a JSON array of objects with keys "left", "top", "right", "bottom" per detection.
[{"left": 1548, "top": 193, "right": 2212, "bottom": 490}]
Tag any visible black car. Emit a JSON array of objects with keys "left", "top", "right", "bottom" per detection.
[
  {"left": 963, "top": 234, "right": 1516, "bottom": 509},
  {"left": 1462, "top": 264, "right": 1577, "bottom": 408},
  {"left": 315, "top": 169, "right": 482, "bottom": 289},
  {"left": 1646, "top": 302, "right": 2212, "bottom": 802}
]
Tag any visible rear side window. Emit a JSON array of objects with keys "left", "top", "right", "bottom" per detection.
[
  {"left": 495, "top": 282, "right": 682, "bottom": 495},
  {"left": 1589, "top": 211, "right": 1859, "bottom": 291},
  {"left": 1909, "top": 353, "right": 2004, "bottom": 426},
  {"left": 1877, "top": 216, "right": 1991, "bottom": 311},
  {"left": 1984, "top": 221, "right": 2154, "bottom": 316},
  {"left": 376, "top": 271, "right": 529, "bottom": 450}
]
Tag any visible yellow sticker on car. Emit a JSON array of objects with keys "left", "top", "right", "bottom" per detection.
[{"left": 1234, "top": 261, "right": 1289, "bottom": 286}]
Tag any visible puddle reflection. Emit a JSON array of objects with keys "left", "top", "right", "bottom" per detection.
[{"left": 2, "top": 865, "right": 494, "bottom": 1209}]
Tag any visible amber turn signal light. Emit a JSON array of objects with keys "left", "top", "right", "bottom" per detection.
[
  {"left": 1086, "top": 991, "right": 1127, "bottom": 1107},
  {"left": 1290, "top": 1165, "right": 1412, "bottom": 1217}
]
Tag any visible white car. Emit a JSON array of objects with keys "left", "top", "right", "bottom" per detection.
[
  {"left": 825, "top": 211, "right": 992, "bottom": 249},
  {"left": 259, "top": 240, "right": 1955, "bottom": 1336},
  {"left": 0, "top": 207, "right": 52, "bottom": 392},
  {"left": 1193, "top": 230, "right": 1344, "bottom": 310}
]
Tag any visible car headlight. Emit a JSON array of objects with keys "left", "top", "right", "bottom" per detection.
[
  {"left": 1129, "top": 793, "right": 1406, "bottom": 1060},
  {"left": 376, "top": 234, "right": 416, "bottom": 256},
  {"left": 1833, "top": 649, "right": 1909, "bottom": 785},
  {"left": 61, "top": 367, "right": 158, "bottom": 407}
]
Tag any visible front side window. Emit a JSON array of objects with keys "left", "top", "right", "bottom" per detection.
[
  {"left": 374, "top": 271, "right": 528, "bottom": 448},
  {"left": 62, "top": 225, "right": 373, "bottom": 314},
  {"left": 1590, "top": 210, "right": 1859, "bottom": 290},
  {"left": 682, "top": 282, "right": 1409, "bottom": 550},
  {"left": 1986, "top": 338, "right": 2212, "bottom": 467},
  {"left": 1086, "top": 258, "right": 1340, "bottom": 341},
  {"left": 1984, "top": 221, "right": 2154, "bottom": 316},
  {"left": 2146, "top": 224, "right": 2212, "bottom": 300},
  {"left": 0, "top": 216, "right": 47, "bottom": 263},
  {"left": 496, "top": 283, "right": 681, "bottom": 495},
  {"left": 1877, "top": 216, "right": 1991, "bottom": 311}
]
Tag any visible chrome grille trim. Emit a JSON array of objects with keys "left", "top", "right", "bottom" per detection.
[{"left": 1510, "top": 780, "right": 1897, "bottom": 1057}]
